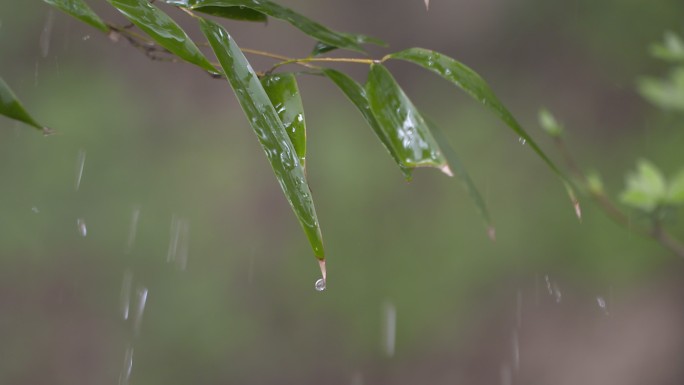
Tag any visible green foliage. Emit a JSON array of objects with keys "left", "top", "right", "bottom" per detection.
[
  {"left": 538, "top": 108, "right": 564, "bottom": 138},
  {"left": 30, "top": 0, "right": 575, "bottom": 263},
  {"left": 638, "top": 32, "right": 684, "bottom": 111},
  {"left": 0, "top": 78, "right": 48, "bottom": 133},
  {"left": 619, "top": 160, "right": 684, "bottom": 217}
]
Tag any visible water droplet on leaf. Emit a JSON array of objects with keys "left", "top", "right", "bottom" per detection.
[{"left": 518, "top": 137, "right": 526, "bottom": 145}]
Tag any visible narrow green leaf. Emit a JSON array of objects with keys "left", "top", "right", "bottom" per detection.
[
  {"left": 366, "top": 64, "right": 451, "bottom": 176},
  {"left": 43, "top": 0, "right": 109, "bottom": 32},
  {"left": 322, "top": 68, "right": 411, "bottom": 179},
  {"left": 108, "top": 0, "right": 217, "bottom": 73},
  {"left": 429, "top": 119, "right": 494, "bottom": 234},
  {"left": 168, "top": 0, "right": 384, "bottom": 53},
  {"left": 199, "top": 18, "right": 324, "bottom": 260},
  {"left": 261, "top": 73, "right": 307, "bottom": 169},
  {"left": 192, "top": 5, "right": 267, "bottom": 22},
  {"left": 0, "top": 78, "right": 48, "bottom": 132},
  {"left": 386, "top": 48, "right": 568, "bottom": 182}
]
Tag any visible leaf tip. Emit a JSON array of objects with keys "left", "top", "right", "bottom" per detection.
[
  {"left": 440, "top": 164, "right": 454, "bottom": 177},
  {"left": 318, "top": 259, "right": 327, "bottom": 282},
  {"left": 424, "top": 0, "right": 430, "bottom": 10},
  {"left": 573, "top": 200, "right": 582, "bottom": 222}
]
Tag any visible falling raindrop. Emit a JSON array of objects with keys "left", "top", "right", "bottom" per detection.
[
  {"left": 511, "top": 330, "right": 520, "bottom": 371},
  {"left": 132, "top": 286, "right": 148, "bottom": 336},
  {"left": 31, "top": 206, "right": 40, "bottom": 214},
  {"left": 383, "top": 302, "right": 397, "bottom": 357},
  {"left": 596, "top": 296, "right": 608, "bottom": 314},
  {"left": 544, "top": 275, "right": 553, "bottom": 295},
  {"left": 314, "top": 278, "right": 326, "bottom": 292},
  {"left": 77, "top": 218, "right": 87, "bottom": 237},
  {"left": 125, "top": 207, "right": 140, "bottom": 254},
  {"left": 518, "top": 137, "right": 526, "bottom": 145},
  {"left": 500, "top": 362, "right": 512, "bottom": 385},
  {"left": 74, "top": 149, "right": 86, "bottom": 191},
  {"left": 166, "top": 215, "right": 190, "bottom": 270},
  {"left": 39, "top": 11, "right": 54, "bottom": 58},
  {"left": 516, "top": 290, "right": 523, "bottom": 328},
  {"left": 552, "top": 283, "right": 562, "bottom": 303},
  {"left": 118, "top": 344, "right": 134, "bottom": 385},
  {"left": 120, "top": 270, "right": 133, "bottom": 320},
  {"left": 82, "top": 35, "right": 91, "bottom": 41}
]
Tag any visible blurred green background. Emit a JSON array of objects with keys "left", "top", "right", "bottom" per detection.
[{"left": 2, "top": 1, "right": 684, "bottom": 384}]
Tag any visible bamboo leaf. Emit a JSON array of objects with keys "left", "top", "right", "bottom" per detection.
[
  {"left": 199, "top": 17, "right": 325, "bottom": 260},
  {"left": 322, "top": 69, "right": 412, "bottom": 179},
  {"left": 366, "top": 64, "right": 451, "bottom": 176},
  {"left": 191, "top": 5, "right": 267, "bottom": 22},
  {"left": 261, "top": 73, "right": 307, "bottom": 169},
  {"left": 0, "top": 78, "right": 48, "bottom": 133},
  {"left": 108, "top": 0, "right": 217, "bottom": 73},
  {"left": 385, "top": 48, "right": 568, "bottom": 183},
  {"left": 428, "top": 119, "right": 494, "bottom": 235},
  {"left": 43, "top": 0, "right": 109, "bottom": 32},
  {"left": 166, "top": 0, "right": 384, "bottom": 53}
]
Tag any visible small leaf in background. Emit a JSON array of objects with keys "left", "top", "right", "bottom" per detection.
[
  {"left": 191, "top": 6, "right": 267, "bottom": 22},
  {"left": 0, "top": 78, "right": 49, "bottom": 133},
  {"left": 620, "top": 159, "right": 667, "bottom": 212},
  {"left": 429, "top": 120, "right": 494, "bottom": 237},
  {"left": 174, "top": 0, "right": 384, "bottom": 53},
  {"left": 108, "top": 0, "right": 217, "bottom": 73},
  {"left": 322, "top": 68, "right": 412, "bottom": 179},
  {"left": 366, "top": 64, "right": 451, "bottom": 176},
  {"left": 538, "top": 108, "right": 564, "bottom": 138},
  {"left": 650, "top": 31, "right": 684, "bottom": 62},
  {"left": 386, "top": 48, "right": 567, "bottom": 182},
  {"left": 261, "top": 73, "right": 307, "bottom": 169},
  {"left": 666, "top": 169, "right": 684, "bottom": 204},
  {"left": 43, "top": 0, "right": 109, "bottom": 32},
  {"left": 637, "top": 67, "right": 684, "bottom": 111},
  {"left": 586, "top": 170, "right": 604, "bottom": 195},
  {"left": 199, "top": 17, "right": 325, "bottom": 260}
]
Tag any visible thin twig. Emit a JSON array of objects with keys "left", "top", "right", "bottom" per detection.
[{"left": 553, "top": 136, "right": 684, "bottom": 259}]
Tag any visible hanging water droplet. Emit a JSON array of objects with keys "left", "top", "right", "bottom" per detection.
[
  {"left": 74, "top": 149, "right": 86, "bottom": 191},
  {"left": 518, "top": 137, "right": 526, "bottom": 145},
  {"left": 77, "top": 218, "right": 87, "bottom": 237},
  {"left": 314, "top": 278, "right": 326, "bottom": 291}
]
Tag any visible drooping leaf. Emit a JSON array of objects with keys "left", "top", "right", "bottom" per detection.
[
  {"left": 192, "top": 5, "right": 267, "bottom": 22},
  {"left": 261, "top": 73, "right": 307, "bottom": 169},
  {"left": 620, "top": 159, "right": 667, "bottom": 212},
  {"left": 322, "top": 68, "right": 411, "bottom": 179},
  {"left": 199, "top": 17, "right": 324, "bottom": 260},
  {"left": 428, "top": 119, "right": 493, "bottom": 233},
  {"left": 43, "top": 0, "right": 109, "bottom": 32},
  {"left": 366, "top": 64, "right": 451, "bottom": 176},
  {"left": 166, "top": 0, "right": 384, "bottom": 53},
  {"left": 385, "top": 48, "right": 568, "bottom": 182},
  {"left": 0, "top": 78, "right": 47, "bottom": 132},
  {"left": 108, "top": 0, "right": 217, "bottom": 73}
]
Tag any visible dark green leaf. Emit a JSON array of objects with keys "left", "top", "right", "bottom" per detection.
[
  {"left": 0, "top": 78, "right": 47, "bottom": 132},
  {"left": 168, "top": 0, "right": 384, "bottom": 53},
  {"left": 193, "top": 5, "right": 267, "bottom": 22},
  {"left": 261, "top": 73, "right": 307, "bottom": 169},
  {"left": 311, "top": 42, "right": 338, "bottom": 57},
  {"left": 366, "top": 64, "right": 451, "bottom": 175},
  {"left": 108, "top": 0, "right": 217, "bottom": 73},
  {"left": 429, "top": 119, "right": 494, "bottom": 235},
  {"left": 322, "top": 68, "right": 411, "bottom": 179},
  {"left": 43, "top": 0, "right": 109, "bottom": 32},
  {"left": 386, "top": 48, "right": 568, "bottom": 183},
  {"left": 199, "top": 17, "right": 325, "bottom": 260}
]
